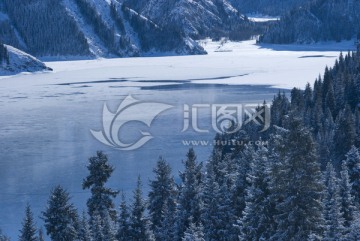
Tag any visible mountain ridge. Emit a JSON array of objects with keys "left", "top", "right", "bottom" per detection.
[
  {"left": 0, "top": 0, "right": 254, "bottom": 59},
  {"left": 259, "top": 0, "right": 360, "bottom": 44}
]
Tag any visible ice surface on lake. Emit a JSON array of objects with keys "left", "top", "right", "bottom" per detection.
[{"left": 0, "top": 40, "right": 355, "bottom": 239}]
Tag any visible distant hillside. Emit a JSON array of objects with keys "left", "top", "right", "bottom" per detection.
[
  {"left": 0, "top": 0, "right": 254, "bottom": 57},
  {"left": 259, "top": 0, "right": 360, "bottom": 44},
  {"left": 0, "top": 0, "right": 207, "bottom": 58},
  {"left": 124, "top": 0, "right": 252, "bottom": 40},
  {"left": 0, "top": 43, "right": 51, "bottom": 76}
]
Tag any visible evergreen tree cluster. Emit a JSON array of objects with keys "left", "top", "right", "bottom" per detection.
[
  {"left": 0, "top": 0, "right": 206, "bottom": 57},
  {"left": 260, "top": 0, "right": 360, "bottom": 44},
  {"left": 0, "top": 2, "right": 21, "bottom": 49},
  {"left": 2, "top": 0, "right": 90, "bottom": 56},
  {"left": 12, "top": 134, "right": 360, "bottom": 240},
  {"left": 0, "top": 22, "right": 21, "bottom": 50},
  {"left": 123, "top": 0, "right": 258, "bottom": 41},
  {"left": 74, "top": 0, "right": 116, "bottom": 54},
  {"left": 121, "top": 4, "right": 186, "bottom": 53},
  {"left": 6, "top": 42, "right": 360, "bottom": 241},
  {"left": 282, "top": 50, "right": 360, "bottom": 169},
  {"left": 110, "top": 2, "right": 125, "bottom": 35}
]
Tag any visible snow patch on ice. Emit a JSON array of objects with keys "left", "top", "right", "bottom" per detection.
[{"left": 247, "top": 14, "right": 280, "bottom": 22}]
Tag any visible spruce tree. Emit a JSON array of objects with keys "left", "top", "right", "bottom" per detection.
[
  {"left": 102, "top": 211, "right": 116, "bottom": 241},
  {"left": 202, "top": 160, "right": 237, "bottom": 241},
  {"left": 270, "top": 91, "right": 290, "bottom": 127},
  {"left": 339, "top": 161, "right": 356, "bottom": 232},
  {"left": 240, "top": 146, "right": 275, "bottom": 240},
  {"left": 78, "top": 211, "right": 92, "bottom": 241},
  {"left": 92, "top": 213, "right": 104, "bottom": 241},
  {"left": 323, "top": 162, "right": 345, "bottom": 241},
  {"left": 19, "top": 204, "right": 38, "bottom": 241},
  {"left": 270, "top": 117, "right": 325, "bottom": 240},
  {"left": 231, "top": 145, "right": 253, "bottom": 219},
  {"left": 83, "top": 151, "right": 119, "bottom": 221},
  {"left": 345, "top": 146, "right": 360, "bottom": 205},
  {"left": 348, "top": 215, "right": 360, "bottom": 240},
  {"left": 129, "top": 176, "right": 154, "bottom": 241},
  {"left": 334, "top": 106, "right": 356, "bottom": 163},
  {"left": 148, "top": 156, "right": 177, "bottom": 240},
  {"left": 42, "top": 185, "right": 79, "bottom": 241},
  {"left": 86, "top": 205, "right": 116, "bottom": 241},
  {"left": 182, "top": 221, "right": 205, "bottom": 241},
  {"left": 157, "top": 202, "right": 177, "bottom": 241},
  {"left": 175, "top": 148, "right": 203, "bottom": 241},
  {"left": 117, "top": 192, "right": 131, "bottom": 241}
]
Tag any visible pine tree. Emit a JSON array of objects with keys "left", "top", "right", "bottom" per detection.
[
  {"left": 202, "top": 140, "right": 241, "bottom": 241},
  {"left": 345, "top": 146, "right": 360, "bottom": 205},
  {"left": 348, "top": 215, "right": 360, "bottom": 240},
  {"left": 83, "top": 151, "right": 119, "bottom": 221},
  {"left": 175, "top": 148, "right": 203, "bottom": 241},
  {"left": 290, "top": 87, "right": 305, "bottom": 113},
  {"left": 270, "top": 91, "right": 290, "bottom": 127},
  {"left": 117, "top": 192, "right": 131, "bottom": 241},
  {"left": 102, "top": 211, "right": 116, "bottom": 241},
  {"left": 334, "top": 106, "right": 356, "bottom": 164},
  {"left": 323, "top": 162, "right": 345, "bottom": 241},
  {"left": 325, "top": 82, "right": 336, "bottom": 120},
  {"left": 42, "top": 185, "right": 79, "bottom": 241},
  {"left": 339, "top": 161, "right": 356, "bottom": 233},
  {"left": 3, "top": 0, "right": 90, "bottom": 56},
  {"left": 91, "top": 207, "right": 116, "bottom": 241},
  {"left": 202, "top": 160, "right": 237, "bottom": 241},
  {"left": 270, "top": 117, "right": 325, "bottom": 240},
  {"left": 129, "top": 176, "right": 154, "bottom": 241},
  {"left": 78, "top": 211, "right": 92, "bottom": 241},
  {"left": 182, "top": 221, "right": 205, "bottom": 241},
  {"left": 231, "top": 145, "right": 253, "bottom": 219},
  {"left": 157, "top": 202, "right": 177, "bottom": 241},
  {"left": 92, "top": 213, "right": 105, "bottom": 241},
  {"left": 207, "top": 137, "right": 227, "bottom": 185},
  {"left": 19, "top": 204, "right": 38, "bottom": 241},
  {"left": 148, "top": 156, "right": 177, "bottom": 240},
  {"left": 240, "top": 146, "right": 275, "bottom": 240}
]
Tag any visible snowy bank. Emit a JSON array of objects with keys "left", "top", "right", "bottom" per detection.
[{"left": 0, "top": 45, "right": 52, "bottom": 76}]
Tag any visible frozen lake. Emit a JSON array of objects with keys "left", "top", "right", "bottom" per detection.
[{"left": 0, "top": 39, "right": 355, "bottom": 239}]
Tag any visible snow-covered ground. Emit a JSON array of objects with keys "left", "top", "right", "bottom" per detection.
[
  {"left": 0, "top": 45, "right": 51, "bottom": 76},
  {"left": 0, "top": 39, "right": 356, "bottom": 239},
  {"left": 2, "top": 39, "right": 351, "bottom": 88}
]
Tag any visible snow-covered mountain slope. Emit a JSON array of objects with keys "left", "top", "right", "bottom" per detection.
[
  {"left": 127, "top": 0, "right": 248, "bottom": 39},
  {"left": 0, "top": 44, "right": 51, "bottom": 76},
  {"left": 0, "top": 0, "right": 206, "bottom": 58},
  {"left": 259, "top": 0, "right": 360, "bottom": 44}
]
